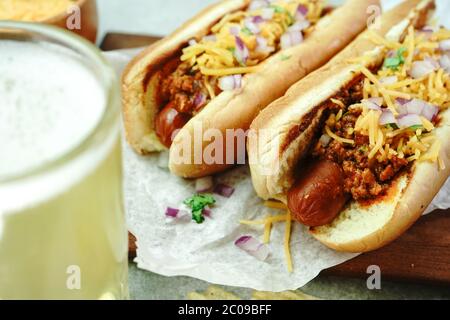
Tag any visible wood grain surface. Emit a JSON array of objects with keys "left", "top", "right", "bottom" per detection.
[{"left": 105, "top": 33, "right": 450, "bottom": 285}]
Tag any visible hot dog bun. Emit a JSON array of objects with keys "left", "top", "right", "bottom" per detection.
[
  {"left": 248, "top": 0, "right": 447, "bottom": 252},
  {"left": 122, "top": 0, "right": 380, "bottom": 178},
  {"left": 122, "top": 0, "right": 250, "bottom": 154}
]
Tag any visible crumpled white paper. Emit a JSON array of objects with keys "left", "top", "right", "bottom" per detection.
[{"left": 104, "top": 0, "right": 450, "bottom": 292}]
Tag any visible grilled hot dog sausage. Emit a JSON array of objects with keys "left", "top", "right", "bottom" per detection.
[
  {"left": 155, "top": 102, "right": 190, "bottom": 148},
  {"left": 287, "top": 160, "right": 347, "bottom": 227}
]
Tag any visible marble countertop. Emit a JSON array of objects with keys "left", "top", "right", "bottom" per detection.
[{"left": 96, "top": 0, "right": 450, "bottom": 300}]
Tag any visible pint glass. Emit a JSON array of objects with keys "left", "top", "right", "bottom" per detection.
[{"left": 0, "top": 22, "right": 128, "bottom": 299}]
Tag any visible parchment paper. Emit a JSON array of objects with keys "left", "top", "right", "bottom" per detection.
[{"left": 105, "top": 0, "right": 450, "bottom": 291}]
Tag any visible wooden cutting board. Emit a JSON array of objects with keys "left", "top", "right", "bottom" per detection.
[{"left": 104, "top": 32, "right": 450, "bottom": 285}]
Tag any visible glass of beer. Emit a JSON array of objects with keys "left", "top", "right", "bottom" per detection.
[{"left": 0, "top": 21, "right": 128, "bottom": 299}]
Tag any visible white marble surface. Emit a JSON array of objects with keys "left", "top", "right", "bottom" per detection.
[{"left": 97, "top": 0, "right": 217, "bottom": 40}]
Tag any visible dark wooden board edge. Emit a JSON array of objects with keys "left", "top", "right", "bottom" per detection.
[
  {"left": 107, "top": 32, "right": 450, "bottom": 285},
  {"left": 100, "top": 32, "right": 161, "bottom": 51}
]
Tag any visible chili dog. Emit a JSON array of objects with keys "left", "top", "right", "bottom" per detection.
[
  {"left": 122, "top": 0, "right": 379, "bottom": 178},
  {"left": 249, "top": 0, "right": 450, "bottom": 252}
]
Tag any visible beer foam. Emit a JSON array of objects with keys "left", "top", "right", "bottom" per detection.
[
  {"left": 0, "top": 40, "right": 116, "bottom": 215},
  {"left": 0, "top": 40, "right": 106, "bottom": 178}
]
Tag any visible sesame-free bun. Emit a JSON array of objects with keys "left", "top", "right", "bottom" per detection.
[{"left": 248, "top": 0, "right": 446, "bottom": 253}]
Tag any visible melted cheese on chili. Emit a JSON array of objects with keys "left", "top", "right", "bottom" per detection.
[{"left": 0, "top": 0, "right": 77, "bottom": 21}]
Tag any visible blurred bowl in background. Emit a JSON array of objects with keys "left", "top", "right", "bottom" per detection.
[{"left": 0, "top": 0, "right": 98, "bottom": 43}]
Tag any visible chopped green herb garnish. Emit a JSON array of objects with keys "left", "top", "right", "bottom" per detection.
[
  {"left": 270, "top": 5, "right": 285, "bottom": 13},
  {"left": 241, "top": 27, "right": 253, "bottom": 36},
  {"left": 269, "top": 5, "right": 294, "bottom": 25},
  {"left": 385, "top": 123, "right": 399, "bottom": 130},
  {"left": 280, "top": 54, "right": 291, "bottom": 61},
  {"left": 183, "top": 194, "right": 216, "bottom": 224},
  {"left": 358, "top": 146, "right": 369, "bottom": 154},
  {"left": 383, "top": 47, "right": 407, "bottom": 70},
  {"left": 409, "top": 125, "right": 423, "bottom": 131}
]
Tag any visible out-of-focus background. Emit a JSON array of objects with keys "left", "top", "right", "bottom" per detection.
[
  {"left": 95, "top": 0, "right": 450, "bottom": 299},
  {"left": 97, "top": 0, "right": 216, "bottom": 41}
]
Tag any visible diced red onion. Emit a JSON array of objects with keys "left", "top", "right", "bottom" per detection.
[
  {"left": 439, "top": 40, "right": 450, "bottom": 52},
  {"left": 396, "top": 104, "right": 408, "bottom": 115},
  {"left": 288, "top": 20, "right": 310, "bottom": 32},
  {"left": 405, "top": 99, "right": 425, "bottom": 115},
  {"left": 387, "top": 50, "right": 396, "bottom": 58},
  {"left": 362, "top": 97, "right": 383, "bottom": 110},
  {"left": 395, "top": 98, "right": 438, "bottom": 121},
  {"left": 421, "top": 103, "right": 439, "bottom": 121},
  {"left": 380, "top": 76, "right": 398, "bottom": 85},
  {"left": 252, "top": 15, "right": 264, "bottom": 24},
  {"left": 244, "top": 17, "right": 261, "bottom": 34},
  {"left": 256, "top": 36, "right": 275, "bottom": 53},
  {"left": 193, "top": 92, "right": 206, "bottom": 109},
  {"left": 195, "top": 176, "right": 214, "bottom": 193},
  {"left": 248, "top": 0, "right": 269, "bottom": 11},
  {"left": 409, "top": 59, "right": 438, "bottom": 79},
  {"left": 379, "top": 110, "right": 397, "bottom": 126},
  {"left": 188, "top": 39, "right": 197, "bottom": 46},
  {"left": 202, "top": 208, "right": 212, "bottom": 218},
  {"left": 296, "top": 4, "right": 308, "bottom": 20},
  {"left": 261, "top": 7, "right": 275, "bottom": 20},
  {"left": 422, "top": 25, "right": 437, "bottom": 33},
  {"left": 425, "top": 57, "right": 440, "bottom": 69},
  {"left": 203, "top": 35, "right": 217, "bottom": 42},
  {"left": 395, "top": 98, "right": 411, "bottom": 115},
  {"left": 402, "top": 98, "right": 439, "bottom": 121},
  {"left": 165, "top": 206, "right": 191, "bottom": 222},
  {"left": 218, "top": 76, "right": 235, "bottom": 91},
  {"left": 395, "top": 97, "right": 411, "bottom": 105},
  {"left": 235, "top": 236, "right": 270, "bottom": 261},
  {"left": 440, "top": 54, "right": 450, "bottom": 73},
  {"left": 398, "top": 114, "right": 422, "bottom": 128},
  {"left": 280, "top": 31, "right": 303, "bottom": 49},
  {"left": 234, "top": 74, "right": 242, "bottom": 88},
  {"left": 229, "top": 26, "right": 241, "bottom": 36},
  {"left": 234, "top": 36, "right": 249, "bottom": 64},
  {"left": 319, "top": 134, "right": 332, "bottom": 147},
  {"left": 419, "top": 26, "right": 436, "bottom": 39},
  {"left": 218, "top": 75, "right": 242, "bottom": 91},
  {"left": 165, "top": 207, "right": 180, "bottom": 218},
  {"left": 214, "top": 183, "right": 235, "bottom": 198}
]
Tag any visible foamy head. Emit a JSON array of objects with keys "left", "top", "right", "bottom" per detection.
[
  {"left": 0, "top": 38, "right": 119, "bottom": 216},
  {"left": 0, "top": 40, "right": 106, "bottom": 179}
]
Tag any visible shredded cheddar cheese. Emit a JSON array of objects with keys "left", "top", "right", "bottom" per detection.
[
  {"left": 325, "top": 126, "right": 355, "bottom": 145},
  {"left": 239, "top": 201, "right": 294, "bottom": 272},
  {"left": 263, "top": 216, "right": 273, "bottom": 244},
  {"left": 200, "top": 66, "right": 260, "bottom": 76},
  {"left": 240, "top": 214, "right": 288, "bottom": 225},
  {"left": 349, "top": 26, "right": 450, "bottom": 168},
  {"left": 183, "top": 0, "right": 324, "bottom": 76},
  {"left": 284, "top": 211, "right": 293, "bottom": 273}
]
